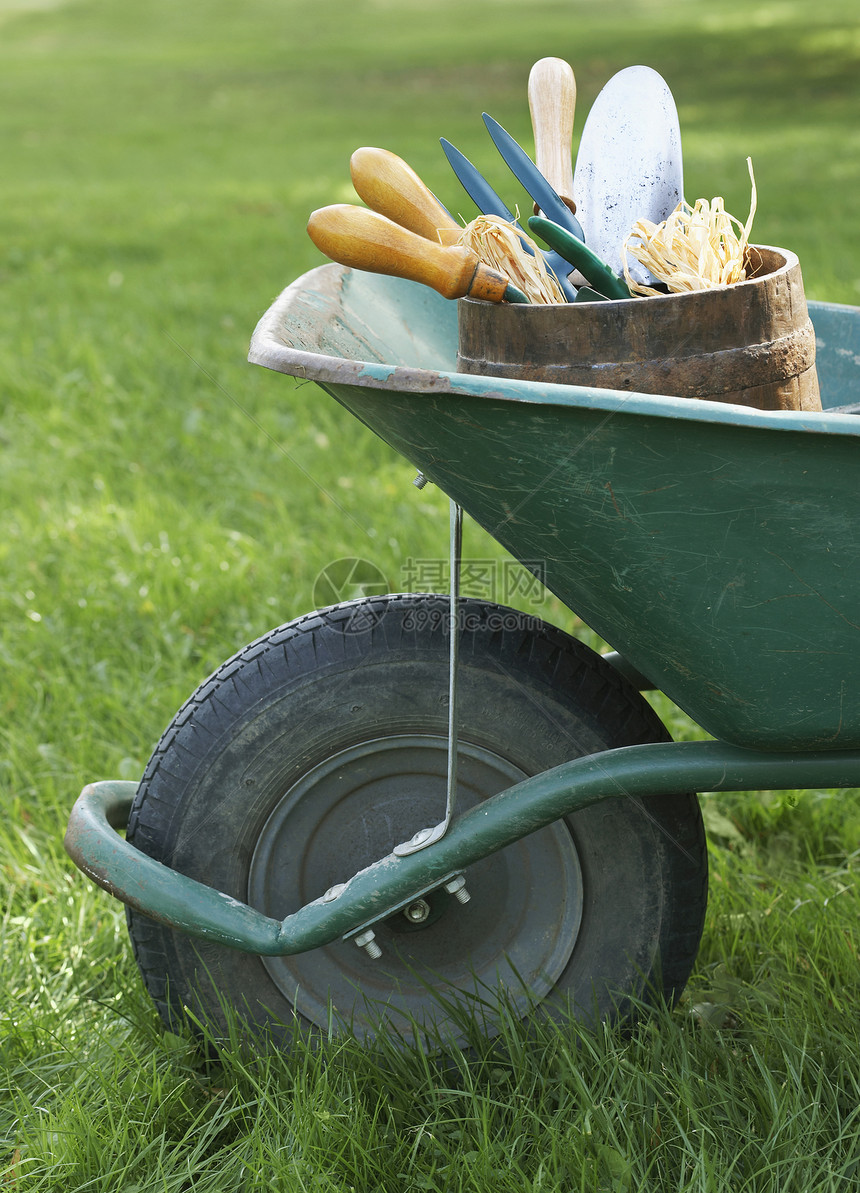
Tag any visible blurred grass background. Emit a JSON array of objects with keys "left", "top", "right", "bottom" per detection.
[{"left": 1, "top": 0, "right": 859, "bottom": 1187}]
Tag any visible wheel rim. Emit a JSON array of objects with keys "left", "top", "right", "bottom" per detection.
[{"left": 248, "top": 734, "right": 583, "bottom": 1041}]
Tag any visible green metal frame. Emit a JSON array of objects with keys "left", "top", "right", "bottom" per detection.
[{"left": 65, "top": 740, "right": 860, "bottom": 955}]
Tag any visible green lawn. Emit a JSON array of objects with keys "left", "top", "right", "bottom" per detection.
[{"left": 2, "top": 0, "right": 859, "bottom": 1187}]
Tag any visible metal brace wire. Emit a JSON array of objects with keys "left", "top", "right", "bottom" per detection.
[{"left": 393, "top": 498, "right": 463, "bottom": 856}]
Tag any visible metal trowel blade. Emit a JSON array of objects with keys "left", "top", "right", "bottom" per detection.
[{"left": 573, "top": 65, "right": 683, "bottom": 284}]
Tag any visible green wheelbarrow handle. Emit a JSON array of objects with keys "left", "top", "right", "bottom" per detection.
[{"left": 64, "top": 742, "right": 860, "bottom": 955}]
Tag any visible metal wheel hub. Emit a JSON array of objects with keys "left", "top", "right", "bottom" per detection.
[{"left": 248, "top": 734, "right": 583, "bottom": 1038}]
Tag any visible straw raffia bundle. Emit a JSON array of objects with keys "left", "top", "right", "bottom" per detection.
[
  {"left": 456, "top": 214, "right": 566, "bottom": 304},
  {"left": 622, "top": 158, "right": 758, "bottom": 297}
]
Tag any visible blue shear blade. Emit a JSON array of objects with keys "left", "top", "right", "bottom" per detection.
[
  {"left": 440, "top": 139, "right": 520, "bottom": 226},
  {"left": 482, "top": 112, "right": 585, "bottom": 243},
  {"left": 440, "top": 138, "right": 577, "bottom": 302}
]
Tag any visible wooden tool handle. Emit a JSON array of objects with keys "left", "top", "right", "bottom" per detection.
[
  {"left": 528, "top": 57, "right": 576, "bottom": 211},
  {"left": 350, "top": 147, "right": 462, "bottom": 245},
  {"left": 307, "top": 204, "right": 510, "bottom": 301}
]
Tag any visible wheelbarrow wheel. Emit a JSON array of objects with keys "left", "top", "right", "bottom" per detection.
[{"left": 126, "top": 593, "right": 706, "bottom": 1047}]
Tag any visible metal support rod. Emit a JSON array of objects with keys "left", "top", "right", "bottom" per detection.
[
  {"left": 392, "top": 499, "right": 463, "bottom": 857},
  {"left": 445, "top": 499, "right": 463, "bottom": 828}
]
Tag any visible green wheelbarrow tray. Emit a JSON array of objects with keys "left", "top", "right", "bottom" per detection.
[
  {"left": 247, "top": 264, "right": 860, "bottom": 752},
  {"left": 65, "top": 263, "right": 860, "bottom": 958}
]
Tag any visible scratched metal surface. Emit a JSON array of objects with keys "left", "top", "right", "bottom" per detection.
[{"left": 249, "top": 266, "right": 860, "bottom": 750}]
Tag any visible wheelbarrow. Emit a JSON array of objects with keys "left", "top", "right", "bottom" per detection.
[{"left": 65, "top": 262, "right": 860, "bottom": 1046}]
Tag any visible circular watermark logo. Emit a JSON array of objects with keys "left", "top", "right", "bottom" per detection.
[{"left": 313, "top": 558, "right": 390, "bottom": 633}]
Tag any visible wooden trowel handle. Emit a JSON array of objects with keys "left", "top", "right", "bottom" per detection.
[
  {"left": 528, "top": 57, "right": 576, "bottom": 211},
  {"left": 307, "top": 204, "right": 510, "bottom": 301},
  {"left": 350, "top": 147, "right": 462, "bottom": 245}
]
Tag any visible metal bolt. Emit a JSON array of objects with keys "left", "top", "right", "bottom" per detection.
[
  {"left": 321, "top": 883, "right": 347, "bottom": 903},
  {"left": 444, "top": 875, "right": 471, "bottom": 904},
  {"left": 413, "top": 472, "right": 429, "bottom": 489},
  {"left": 403, "top": 898, "right": 431, "bottom": 924},
  {"left": 354, "top": 929, "right": 382, "bottom": 959}
]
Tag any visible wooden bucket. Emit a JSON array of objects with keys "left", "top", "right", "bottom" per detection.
[{"left": 457, "top": 245, "right": 822, "bottom": 411}]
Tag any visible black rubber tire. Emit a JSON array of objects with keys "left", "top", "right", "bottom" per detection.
[{"left": 126, "top": 594, "right": 707, "bottom": 1047}]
